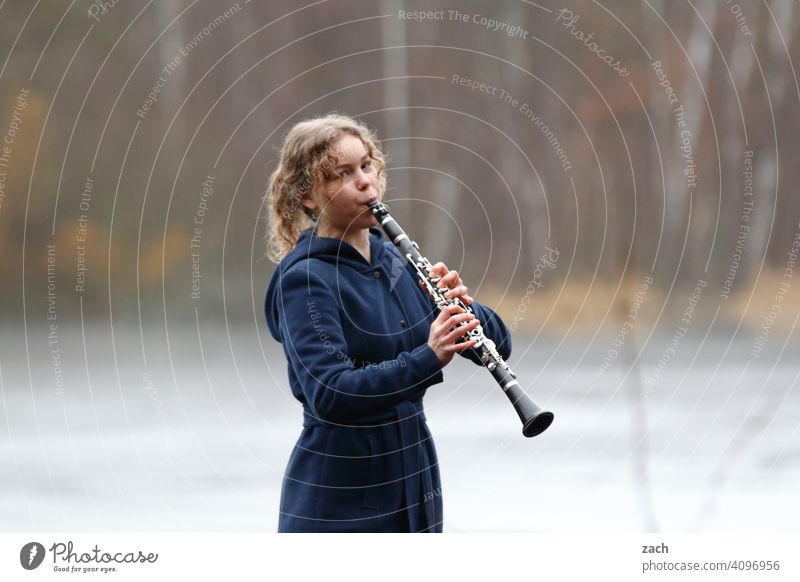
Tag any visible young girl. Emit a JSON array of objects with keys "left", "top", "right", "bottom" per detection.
[{"left": 264, "top": 113, "right": 512, "bottom": 532}]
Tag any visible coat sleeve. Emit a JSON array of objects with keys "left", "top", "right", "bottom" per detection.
[
  {"left": 458, "top": 301, "right": 513, "bottom": 365},
  {"left": 277, "top": 266, "right": 444, "bottom": 423}
]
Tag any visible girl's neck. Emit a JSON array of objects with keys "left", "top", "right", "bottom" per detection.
[{"left": 316, "top": 225, "right": 371, "bottom": 264}]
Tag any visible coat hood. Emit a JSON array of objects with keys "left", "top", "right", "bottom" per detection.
[{"left": 264, "top": 227, "right": 389, "bottom": 342}]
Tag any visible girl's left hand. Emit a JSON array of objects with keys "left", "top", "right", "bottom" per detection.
[{"left": 420, "top": 262, "right": 474, "bottom": 305}]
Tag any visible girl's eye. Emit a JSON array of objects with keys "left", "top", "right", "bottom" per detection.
[{"left": 335, "top": 161, "right": 371, "bottom": 178}]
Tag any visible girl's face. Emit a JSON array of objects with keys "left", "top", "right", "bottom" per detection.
[{"left": 305, "top": 134, "right": 381, "bottom": 236}]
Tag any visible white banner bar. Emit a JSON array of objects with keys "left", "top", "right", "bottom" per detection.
[{"left": 2, "top": 533, "right": 797, "bottom": 581}]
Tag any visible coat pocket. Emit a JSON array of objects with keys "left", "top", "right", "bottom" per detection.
[{"left": 362, "top": 436, "right": 383, "bottom": 510}]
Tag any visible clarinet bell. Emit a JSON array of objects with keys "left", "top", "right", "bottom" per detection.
[{"left": 500, "top": 372, "right": 554, "bottom": 438}]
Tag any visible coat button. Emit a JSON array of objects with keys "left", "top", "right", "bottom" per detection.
[
  {"left": 400, "top": 319, "right": 407, "bottom": 328},
  {"left": 373, "top": 270, "right": 381, "bottom": 278}
]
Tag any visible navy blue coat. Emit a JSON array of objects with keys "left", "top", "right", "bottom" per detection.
[{"left": 265, "top": 227, "right": 512, "bottom": 532}]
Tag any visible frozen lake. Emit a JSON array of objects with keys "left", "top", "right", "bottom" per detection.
[{"left": 1, "top": 323, "right": 798, "bottom": 532}]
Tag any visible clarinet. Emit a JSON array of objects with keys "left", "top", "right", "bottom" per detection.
[{"left": 368, "top": 200, "right": 554, "bottom": 438}]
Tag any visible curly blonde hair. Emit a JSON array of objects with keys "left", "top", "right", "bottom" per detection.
[{"left": 265, "top": 113, "right": 387, "bottom": 263}]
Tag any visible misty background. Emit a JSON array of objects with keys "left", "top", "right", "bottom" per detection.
[{"left": 1, "top": 0, "right": 798, "bottom": 532}]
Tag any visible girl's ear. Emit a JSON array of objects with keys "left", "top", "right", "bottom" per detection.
[
  {"left": 301, "top": 194, "right": 318, "bottom": 222},
  {"left": 301, "top": 192, "right": 317, "bottom": 213}
]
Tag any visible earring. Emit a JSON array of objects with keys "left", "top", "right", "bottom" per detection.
[{"left": 303, "top": 206, "right": 317, "bottom": 222}]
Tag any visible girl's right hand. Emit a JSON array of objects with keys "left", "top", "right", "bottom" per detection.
[{"left": 427, "top": 303, "right": 480, "bottom": 367}]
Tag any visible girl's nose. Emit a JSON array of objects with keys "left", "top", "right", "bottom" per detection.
[{"left": 355, "top": 170, "right": 370, "bottom": 189}]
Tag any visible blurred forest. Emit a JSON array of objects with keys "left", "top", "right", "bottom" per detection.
[{"left": 1, "top": 0, "right": 799, "bottom": 330}]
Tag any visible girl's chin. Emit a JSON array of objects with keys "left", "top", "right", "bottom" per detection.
[{"left": 345, "top": 219, "right": 376, "bottom": 232}]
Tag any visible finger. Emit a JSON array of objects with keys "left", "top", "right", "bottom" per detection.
[
  {"left": 444, "top": 284, "right": 468, "bottom": 299},
  {"left": 428, "top": 262, "right": 447, "bottom": 279},
  {"left": 456, "top": 338, "right": 479, "bottom": 351},
  {"left": 463, "top": 295, "right": 474, "bottom": 304},
  {"left": 435, "top": 303, "right": 463, "bottom": 324},
  {"left": 442, "top": 318, "right": 480, "bottom": 342},
  {"left": 442, "top": 312, "right": 475, "bottom": 330},
  {"left": 432, "top": 308, "right": 470, "bottom": 337},
  {"left": 444, "top": 338, "right": 479, "bottom": 352},
  {"left": 437, "top": 270, "right": 460, "bottom": 289},
  {"left": 442, "top": 302, "right": 467, "bottom": 315},
  {"left": 458, "top": 316, "right": 481, "bottom": 332}
]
